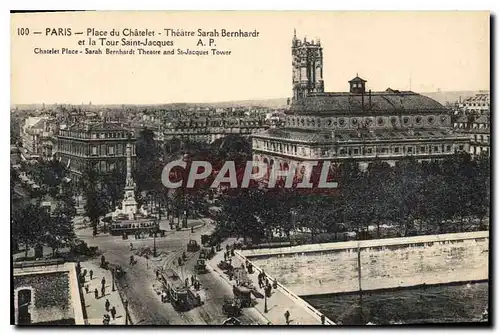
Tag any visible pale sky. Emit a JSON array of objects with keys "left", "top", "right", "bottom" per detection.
[{"left": 11, "top": 11, "right": 490, "bottom": 105}]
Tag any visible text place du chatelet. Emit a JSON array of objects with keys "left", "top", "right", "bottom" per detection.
[{"left": 26, "top": 27, "right": 260, "bottom": 57}]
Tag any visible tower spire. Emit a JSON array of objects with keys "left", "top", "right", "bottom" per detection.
[{"left": 294, "top": 28, "right": 296, "bottom": 38}]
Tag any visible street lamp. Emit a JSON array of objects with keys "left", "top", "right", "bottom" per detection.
[
  {"left": 153, "top": 219, "right": 158, "bottom": 258},
  {"left": 124, "top": 300, "right": 129, "bottom": 325},
  {"left": 264, "top": 292, "right": 268, "bottom": 313},
  {"left": 111, "top": 269, "right": 115, "bottom": 292}
]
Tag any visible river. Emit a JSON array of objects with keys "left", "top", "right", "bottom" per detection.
[{"left": 303, "top": 282, "right": 489, "bottom": 325}]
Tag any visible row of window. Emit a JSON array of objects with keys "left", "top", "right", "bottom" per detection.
[
  {"left": 454, "top": 123, "right": 489, "bottom": 129},
  {"left": 57, "top": 141, "right": 133, "bottom": 157},
  {"left": 473, "top": 134, "right": 489, "bottom": 143},
  {"left": 334, "top": 144, "right": 460, "bottom": 156},
  {"left": 466, "top": 103, "right": 489, "bottom": 107},
  {"left": 68, "top": 157, "right": 126, "bottom": 174},
  {"left": 286, "top": 115, "right": 448, "bottom": 129},
  {"left": 256, "top": 140, "right": 299, "bottom": 155},
  {"left": 58, "top": 130, "right": 129, "bottom": 139}
]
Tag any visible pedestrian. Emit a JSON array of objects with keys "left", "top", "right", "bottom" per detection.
[
  {"left": 224, "top": 253, "right": 227, "bottom": 261},
  {"left": 110, "top": 306, "right": 116, "bottom": 320},
  {"left": 130, "top": 255, "right": 135, "bottom": 265},
  {"left": 101, "top": 255, "right": 105, "bottom": 268},
  {"left": 102, "top": 277, "right": 106, "bottom": 287},
  {"left": 191, "top": 275, "right": 194, "bottom": 286},
  {"left": 101, "top": 285, "right": 105, "bottom": 297},
  {"left": 94, "top": 288, "right": 99, "bottom": 299},
  {"left": 321, "top": 314, "right": 325, "bottom": 325},
  {"left": 85, "top": 284, "right": 89, "bottom": 294},
  {"left": 89, "top": 269, "right": 93, "bottom": 280},
  {"left": 102, "top": 315, "right": 108, "bottom": 325},
  {"left": 285, "top": 310, "right": 290, "bottom": 324},
  {"left": 160, "top": 291, "right": 166, "bottom": 303},
  {"left": 105, "top": 299, "right": 110, "bottom": 312},
  {"left": 76, "top": 261, "right": 81, "bottom": 275},
  {"left": 185, "top": 278, "right": 189, "bottom": 287},
  {"left": 130, "top": 242, "right": 133, "bottom": 251}
]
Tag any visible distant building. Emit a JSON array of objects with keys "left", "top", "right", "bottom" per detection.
[
  {"left": 460, "top": 92, "right": 490, "bottom": 114},
  {"left": 252, "top": 32, "right": 470, "bottom": 172},
  {"left": 21, "top": 116, "right": 55, "bottom": 160},
  {"left": 161, "top": 117, "right": 268, "bottom": 144},
  {"left": 54, "top": 122, "right": 136, "bottom": 185},
  {"left": 13, "top": 260, "right": 85, "bottom": 325},
  {"left": 454, "top": 114, "right": 490, "bottom": 157}
]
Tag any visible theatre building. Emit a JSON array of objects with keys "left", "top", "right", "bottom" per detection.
[{"left": 252, "top": 33, "right": 470, "bottom": 171}]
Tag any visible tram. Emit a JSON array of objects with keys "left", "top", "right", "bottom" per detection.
[
  {"left": 109, "top": 220, "right": 165, "bottom": 236},
  {"left": 160, "top": 269, "right": 190, "bottom": 311}
]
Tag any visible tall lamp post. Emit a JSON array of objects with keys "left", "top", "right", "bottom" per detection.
[
  {"left": 124, "top": 300, "right": 129, "bottom": 325},
  {"left": 264, "top": 292, "right": 268, "bottom": 313},
  {"left": 182, "top": 154, "right": 190, "bottom": 229},
  {"left": 153, "top": 218, "right": 158, "bottom": 258},
  {"left": 111, "top": 269, "right": 115, "bottom": 292}
]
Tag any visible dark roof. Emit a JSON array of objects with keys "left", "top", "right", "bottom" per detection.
[
  {"left": 254, "top": 128, "right": 464, "bottom": 144},
  {"left": 68, "top": 122, "right": 130, "bottom": 132},
  {"left": 464, "top": 94, "right": 489, "bottom": 102},
  {"left": 348, "top": 76, "right": 367, "bottom": 83},
  {"left": 290, "top": 91, "right": 447, "bottom": 116}
]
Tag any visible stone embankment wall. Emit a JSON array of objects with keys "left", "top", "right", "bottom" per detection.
[{"left": 242, "top": 231, "right": 489, "bottom": 296}]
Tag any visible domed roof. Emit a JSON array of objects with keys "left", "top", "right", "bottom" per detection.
[{"left": 289, "top": 91, "right": 447, "bottom": 116}]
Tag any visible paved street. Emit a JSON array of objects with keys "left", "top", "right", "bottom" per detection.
[{"left": 77, "top": 217, "right": 267, "bottom": 325}]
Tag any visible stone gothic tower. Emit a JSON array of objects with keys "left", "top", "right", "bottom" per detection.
[{"left": 292, "top": 30, "right": 324, "bottom": 101}]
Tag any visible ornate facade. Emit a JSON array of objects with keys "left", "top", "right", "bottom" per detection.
[
  {"left": 252, "top": 33, "right": 470, "bottom": 171},
  {"left": 55, "top": 122, "right": 136, "bottom": 184}
]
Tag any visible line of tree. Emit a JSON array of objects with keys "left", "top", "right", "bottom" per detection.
[
  {"left": 213, "top": 152, "right": 490, "bottom": 244},
  {"left": 12, "top": 175, "right": 77, "bottom": 257}
]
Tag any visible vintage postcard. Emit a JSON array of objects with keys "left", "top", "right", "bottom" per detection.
[{"left": 10, "top": 11, "right": 490, "bottom": 326}]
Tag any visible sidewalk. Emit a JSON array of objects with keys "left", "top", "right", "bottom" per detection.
[
  {"left": 207, "top": 239, "right": 330, "bottom": 325},
  {"left": 80, "top": 261, "right": 128, "bottom": 325}
]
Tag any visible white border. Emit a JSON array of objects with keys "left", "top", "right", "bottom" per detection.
[{"left": 2, "top": 2, "right": 498, "bottom": 335}]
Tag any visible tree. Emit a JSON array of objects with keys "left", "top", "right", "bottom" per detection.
[
  {"left": 80, "top": 165, "right": 108, "bottom": 236},
  {"left": 135, "top": 128, "right": 163, "bottom": 193},
  {"left": 101, "top": 168, "right": 126, "bottom": 210},
  {"left": 471, "top": 154, "right": 490, "bottom": 230},
  {"left": 12, "top": 202, "right": 49, "bottom": 258},
  {"left": 44, "top": 204, "right": 76, "bottom": 256},
  {"left": 214, "top": 188, "right": 267, "bottom": 244}
]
